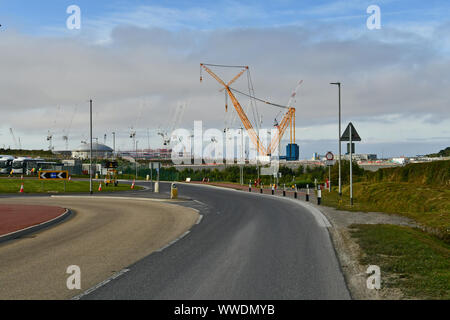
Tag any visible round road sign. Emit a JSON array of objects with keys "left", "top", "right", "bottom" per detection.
[{"left": 326, "top": 152, "right": 334, "bottom": 161}]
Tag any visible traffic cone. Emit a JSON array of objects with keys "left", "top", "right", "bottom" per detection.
[
  {"left": 98, "top": 183, "right": 102, "bottom": 192},
  {"left": 131, "top": 180, "right": 135, "bottom": 189},
  {"left": 19, "top": 184, "right": 24, "bottom": 193}
]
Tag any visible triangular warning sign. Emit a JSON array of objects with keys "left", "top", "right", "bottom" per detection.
[{"left": 340, "top": 122, "right": 361, "bottom": 141}]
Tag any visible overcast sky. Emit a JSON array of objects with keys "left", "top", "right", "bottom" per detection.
[{"left": 0, "top": 0, "right": 449, "bottom": 158}]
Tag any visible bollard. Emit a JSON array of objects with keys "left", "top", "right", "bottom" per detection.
[
  {"left": 283, "top": 184, "right": 286, "bottom": 197},
  {"left": 146, "top": 175, "right": 150, "bottom": 181},
  {"left": 95, "top": 173, "right": 99, "bottom": 180},
  {"left": 271, "top": 185, "right": 275, "bottom": 195},
  {"left": 317, "top": 189, "right": 322, "bottom": 205},
  {"left": 306, "top": 184, "right": 310, "bottom": 202},
  {"left": 249, "top": 183, "right": 252, "bottom": 193},
  {"left": 171, "top": 183, "right": 178, "bottom": 199},
  {"left": 294, "top": 185, "right": 298, "bottom": 199},
  {"left": 154, "top": 181, "right": 160, "bottom": 193},
  {"left": 260, "top": 184, "right": 263, "bottom": 194}
]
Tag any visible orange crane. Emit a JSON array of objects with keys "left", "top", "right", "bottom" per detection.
[{"left": 200, "top": 63, "right": 296, "bottom": 157}]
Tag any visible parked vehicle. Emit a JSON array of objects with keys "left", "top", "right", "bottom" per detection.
[
  {"left": 11, "top": 157, "right": 37, "bottom": 174},
  {"left": 0, "top": 156, "right": 14, "bottom": 174}
]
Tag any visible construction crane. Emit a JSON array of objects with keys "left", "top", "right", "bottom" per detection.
[
  {"left": 9, "top": 128, "right": 21, "bottom": 149},
  {"left": 47, "top": 130, "right": 54, "bottom": 151},
  {"left": 158, "top": 102, "right": 186, "bottom": 146},
  {"left": 200, "top": 63, "right": 297, "bottom": 157},
  {"left": 62, "top": 106, "right": 78, "bottom": 151}
]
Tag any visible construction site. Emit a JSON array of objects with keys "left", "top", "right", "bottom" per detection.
[{"left": 0, "top": 1, "right": 448, "bottom": 305}]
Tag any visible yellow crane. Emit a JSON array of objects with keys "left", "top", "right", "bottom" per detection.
[{"left": 200, "top": 63, "right": 297, "bottom": 157}]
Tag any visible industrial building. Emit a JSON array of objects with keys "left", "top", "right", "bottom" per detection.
[{"left": 72, "top": 143, "right": 113, "bottom": 160}]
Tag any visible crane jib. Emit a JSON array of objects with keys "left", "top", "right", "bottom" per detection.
[{"left": 200, "top": 63, "right": 297, "bottom": 156}]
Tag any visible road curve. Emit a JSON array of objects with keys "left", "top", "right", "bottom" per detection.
[
  {"left": 0, "top": 197, "right": 198, "bottom": 300},
  {"left": 84, "top": 182, "right": 351, "bottom": 300}
]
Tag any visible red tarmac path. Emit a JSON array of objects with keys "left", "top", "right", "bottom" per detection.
[{"left": 0, "top": 204, "right": 66, "bottom": 236}]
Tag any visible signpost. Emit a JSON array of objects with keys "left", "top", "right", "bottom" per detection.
[
  {"left": 39, "top": 170, "right": 69, "bottom": 192},
  {"left": 105, "top": 161, "right": 118, "bottom": 169},
  {"left": 325, "top": 152, "right": 335, "bottom": 192},
  {"left": 39, "top": 171, "right": 69, "bottom": 180},
  {"left": 340, "top": 122, "right": 361, "bottom": 205},
  {"left": 151, "top": 162, "right": 161, "bottom": 193}
]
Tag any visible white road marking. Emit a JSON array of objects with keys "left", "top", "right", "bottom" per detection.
[
  {"left": 156, "top": 230, "right": 190, "bottom": 252},
  {"left": 71, "top": 268, "right": 130, "bottom": 300},
  {"left": 67, "top": 200, "right": 201, "bottom": 300},
  {"left": 193, "top": 199, "right": 206, "bottom": 206}
]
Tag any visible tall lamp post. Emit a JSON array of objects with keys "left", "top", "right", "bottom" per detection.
[
  {"left": 135, "top": 140, "right": 139, "bottom": 180},
  {"left": 89, "top": 99, "right": 93, "bottom": 195},
  {"left": 330, "top": 82, "right": 342, "bottom": 196},
  {"left": 112, "top": 132, "right": 116, "bottom": 159}
]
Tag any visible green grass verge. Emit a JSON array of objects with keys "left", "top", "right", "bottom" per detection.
[
  {"left": 322, "top": 182, "right": 450, "bottom": 242},
  {"left": 0, "top": 179, "right": 143, "bottom": 194},
  {"left": 349, "top": 224, "right": 450, "bottom": 299}
]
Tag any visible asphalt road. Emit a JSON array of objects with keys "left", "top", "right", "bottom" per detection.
[
  {"left": 0, "top": 196, "right": 198, "bottom": 300},
  {"left": 83, "top": 182, "right": 351, "bottom": 300}
]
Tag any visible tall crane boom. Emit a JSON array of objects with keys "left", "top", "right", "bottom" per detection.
[
  {"left": 200, "top": 63, "right": 296, "bottom": 157},
  {"left": 201, "top": 64, "right": 267, "bottom": 155},
  {"left": 9, "top": 128, "right": 20, "bottom": 149}
]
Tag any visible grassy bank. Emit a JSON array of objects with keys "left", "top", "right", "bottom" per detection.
[
  {"left": 322, "top": 182, "right": 450, "bottom": 242},
  {"left": 350, "top": 224, "right": 450, "bottom": 299},
  {"left": 0, "top": 179, "right": 142, "bottom": 193}
]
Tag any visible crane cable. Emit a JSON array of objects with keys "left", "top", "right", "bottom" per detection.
[{"left": 229, "top": 87, "right": 289, "bottom": 109}]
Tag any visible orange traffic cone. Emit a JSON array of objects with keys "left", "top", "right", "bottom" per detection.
[
  {"left": 131, "top": 180, "right": 135, "bottom": 189},
  {"left": 19, "top": 184, "right": 24, "bottom": 193},
  {"left": 98, "top": 183, "right": 102, "bottom": 192}
]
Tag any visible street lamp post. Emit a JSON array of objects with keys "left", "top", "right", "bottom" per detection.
[
  {"left": 89, "top": 99, "right": 93, "bottom": 195},
  {"left": 330, "top": 82, "right": 342, "bottom": 196},
  {"left": 112, "top": 132, "right": 116, "bottom": 158},
  {"left": 135, "top": 140, "right": 139, "bottom": 180}
]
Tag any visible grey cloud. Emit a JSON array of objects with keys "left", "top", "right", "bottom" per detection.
[{"left": 0, "top": 23, "right": 448, "bottom": 151}]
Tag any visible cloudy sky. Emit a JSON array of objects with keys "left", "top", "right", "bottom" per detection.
[{"left": 0, "top": 0, "right": 449, "bottom": 158}]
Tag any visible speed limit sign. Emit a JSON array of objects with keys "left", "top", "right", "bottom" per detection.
[
  {"left": 326, "top": 152, "right": 334, "bottom": 161},
  {"left": 326, "top": 152, "right": 335, "bottom": 166}
]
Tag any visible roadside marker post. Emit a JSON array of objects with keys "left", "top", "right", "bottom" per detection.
[
  {"left": 260, "top": 184, "right": 263, "bottom": 194},
  {"left": 341, "top": 122, "right": 361, "bottom": 206},
  {"left": 294, "top": 185, "right": 298, "bottom": 199},
  {"left": 306, "top": 185, "right": 310, "bottom": 202},
  {"left": 325, "top": 152, "right": 334, "bottom": 193},
  {"left": 283, "top": 184, "right": 286, "bottom": 197},
  {"left": 249, "top": 182, "right": 252, "bottom": 193},
  {"left": 271, "top": 185, "right": 275, "bottom": 195},
  {"left": 317, "top": 189, "right": 322, "bottom": 205}
]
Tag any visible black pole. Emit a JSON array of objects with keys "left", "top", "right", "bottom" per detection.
[{"left": 89, "top": 99, "right": 93, "bottom": 195}]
